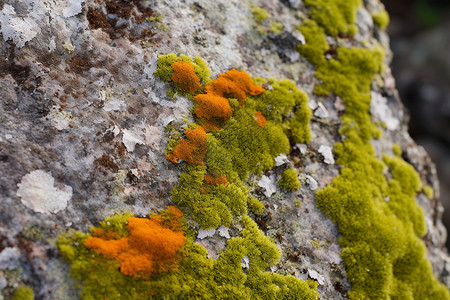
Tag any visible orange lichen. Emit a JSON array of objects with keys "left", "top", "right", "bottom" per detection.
[
  {"left": 205, "top": 69, "right": 265, "bottom": 105},
  {"left": 204, "top": 175, "right": 229, "bottom": 186},
  {"left": 254, "top": 111, "right": 266, "bottom": 127},
  {"left": 84, "top": 206, "right": 185, "bottom": 279},
  {"left": 171, "top": 61, "right": 201, "bottom": 94},
  {"left": 193, "top": 94, "right": 233, "bottom": 120},
  {"left": 166, "top": 126, "right": 207, "bottom": 164}
]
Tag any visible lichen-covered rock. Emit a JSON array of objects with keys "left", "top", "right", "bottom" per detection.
[{"left": 0, "top": 0, "right": 449, "bottom": 299}]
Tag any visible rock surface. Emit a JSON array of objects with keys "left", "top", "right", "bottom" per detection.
[{"left": 0, "top": 0, "right": 449, "bottom": 299}]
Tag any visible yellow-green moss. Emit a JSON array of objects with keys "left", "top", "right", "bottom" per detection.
[
  {"left": 299, "top": 3, "right": 450, "bottom": 298},
  {"left": 58, "top": 215, "right": 318, "bottom": 299},
  {"left": 12, "top": 286, "right": 34, "bottom": 300},
  {"left": 310, "top": 240, "right": 321, "bottom": 249},
  {"left": 269, "top": 21, "right": 283, "bottom": 34},
  {"left": 392, "top": 143, "right": 402, "bottom": 156},
  {"left": 279, "top": 169, "right": 301, "bottom": 191},
  {"left": 247, "top": 78, "right": 312, "bottom": 143},
  {"left": 153, "top": 53, "right": 211, "bottom": 97},
  {"left": 372, "top": 10, "right": 390, "bottom": 30},
  {"left": 304, "top": 0, "right": 361, "bottom": 36},
  {"left": 59, "top": 55, "right": 316, "bottom": 299},
  {"left": 252, "top": 7, "right": 269, "bottom": 24},
  {"left": 424, "top": 185, "right": 434, "bottom": 199},
  {"left": 299, "top": 20, "right": 383, "bottom": 142},
  {"left": 167, "top": 76, "right": 311, "bottom": 229}
]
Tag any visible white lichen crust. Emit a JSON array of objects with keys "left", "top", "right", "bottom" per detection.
[{"left": 16, "top": 170, "right": 72, "bottom": 214}]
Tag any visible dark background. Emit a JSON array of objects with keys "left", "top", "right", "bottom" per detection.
[{"left": 382, "top": 0, "right": 450, "bottom": 248}]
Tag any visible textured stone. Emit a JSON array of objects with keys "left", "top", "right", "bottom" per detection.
[{"left": 0, "top": 0, "right": 448, "bottom": 298}]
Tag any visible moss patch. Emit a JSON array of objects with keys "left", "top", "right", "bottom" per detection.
[
  {"left": 153, "top": 53, "right": 211, "bottom": 97},
  {"left": 58, "top": 212, "right": 318, "bottom": 299},
  {"left": 424, "top": 185, "right": 434, "bottom": 199},
  {"left": 252, "top": 7, "right": 269, "bottom": 24},
  {"left": 299, "top": 20, "right": 384, "bottom": 142},
  {"left": 165, "top": 69, "right": 312, "bottom": 229},
  {"left": 304, "top": 0, "right": 361, "bottom": 36},
  {"left": 12, "top": 286, "right": 34, "bottom": 300},
  {"left": 299, "top": 4, "right": 450, "bottom": 299},
  {"left": 59, "top": 55, "right": 316, "bottom": 299},
  {"left": 279, "top": 168, "right": 301, "bottom": 191},
  {"left": 372, "top": 10, "right": 390, "bottom": 30}
]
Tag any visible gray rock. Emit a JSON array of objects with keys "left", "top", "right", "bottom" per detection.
[{"left": 0, "top": 0, "right": 448, "bottom": 298}]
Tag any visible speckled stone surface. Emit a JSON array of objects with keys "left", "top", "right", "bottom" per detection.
[{"left": 0, "top": 0, "right": 449, "bottom": 298}]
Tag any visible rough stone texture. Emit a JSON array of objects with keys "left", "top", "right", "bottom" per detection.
[{"left": 0, "top": 0, "right": 449, "bottom": 299}]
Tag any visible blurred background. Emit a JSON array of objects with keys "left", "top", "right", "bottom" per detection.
[{"left": 381, "top": 0, "right": 450, "bottom": 248}]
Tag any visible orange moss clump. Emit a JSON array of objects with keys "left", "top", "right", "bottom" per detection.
[
  {"left": 193, "top": 94, "right": 233, "bottom": 120},
  {"left": 171, "top": 61, "right": 201, "bottom": 94},
  {"left": 254, "top": 111, "right": 266, "bottom": 127},
  {"left": 166, "top": 126, "right": 207, "bottom": 164},
  {"left": 204, "top": 175, "right": 229, "bottom": 186},
  {"left": 199, "top": 120, "right": 220, "bottom": 132},
  {"left": 84, "top": 206, "right": 185, "bottom": 278},
  {"left": 205, "top": 69, "right": 265, "bottom": 105},
  {"left": 192, "top": 69, "right": 264, "bottom": 120}
]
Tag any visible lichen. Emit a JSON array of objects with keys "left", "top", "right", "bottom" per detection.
[
  {"left": 299, "top": 3, "right": 450, "bottom": 299},
  {"left": 279, "top": 168, "right": 301, "bottom": 191}
]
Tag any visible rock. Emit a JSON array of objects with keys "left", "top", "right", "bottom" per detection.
[{"left": 0, "top": 0, "right": 449, "bottom": 299}]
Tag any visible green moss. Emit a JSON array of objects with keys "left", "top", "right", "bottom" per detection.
[
  {"left": 279, "top": 169, "right": 301, "bottom": 191},
  {"left": 61, "top": 55, "right": 316, "bottom": 299},
  {"left": 193, "top": 56, "right": 212, "bottom": 85},
  {"left": 299, "top": 20, "right": 384, "bottom": 142},
  {"left": 372, "top": 10, "right": 390, "bottom": 30},
  {"left": 299, "top": 3, "right": 449, "bottom": 298},
  {"left": 310, "top": 240, "right": 321, "bottom": 249},
  {"left": 153, "top": 54, "right": 211, "bottom": 97},
  {"left": 392, "top": 143, "right": 402, "bottom": 156},
  {"left": 94, "top": 212, "right": 134, "bottom": 237},
  {"left": 12, "top": 286, "right": 34, "bottom": 300},
  {"left": 58, "top": 214, "right": 318, "bottom": 299},
  {"left": 214, "top": 108, "right": 290, "bottom": 179},
  {"left": 173, "top": 105, "right": 297, "bottom": 228},
  {"left": 247, "top": 78, "right": 312, "bottom": 143},
  {"left": 153, "top": 53, "right": 178, "bottom": 82},
  {"left": 296, "top": 20, "right": 329, "bottom": 67},
  {"left": 424, "top": 185, "right": 434, "bottom": 199},
  {"left": 247, "top": 196, "right": 265, "bottom": 215},
  {"left": 252, "top": 7, "right": 269, "bottom": 24},
  {"left": 148, "top": 14, "right": 163, "bottom": 22},
  {"left": 304, "top": 0, "right": 361, "bottom": 36},
  {"left": 269, "top": 21, "right": 283, "bottom": 34},
  {"left": 295, "top": 199, "right": 302, "bottom": 208}
]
